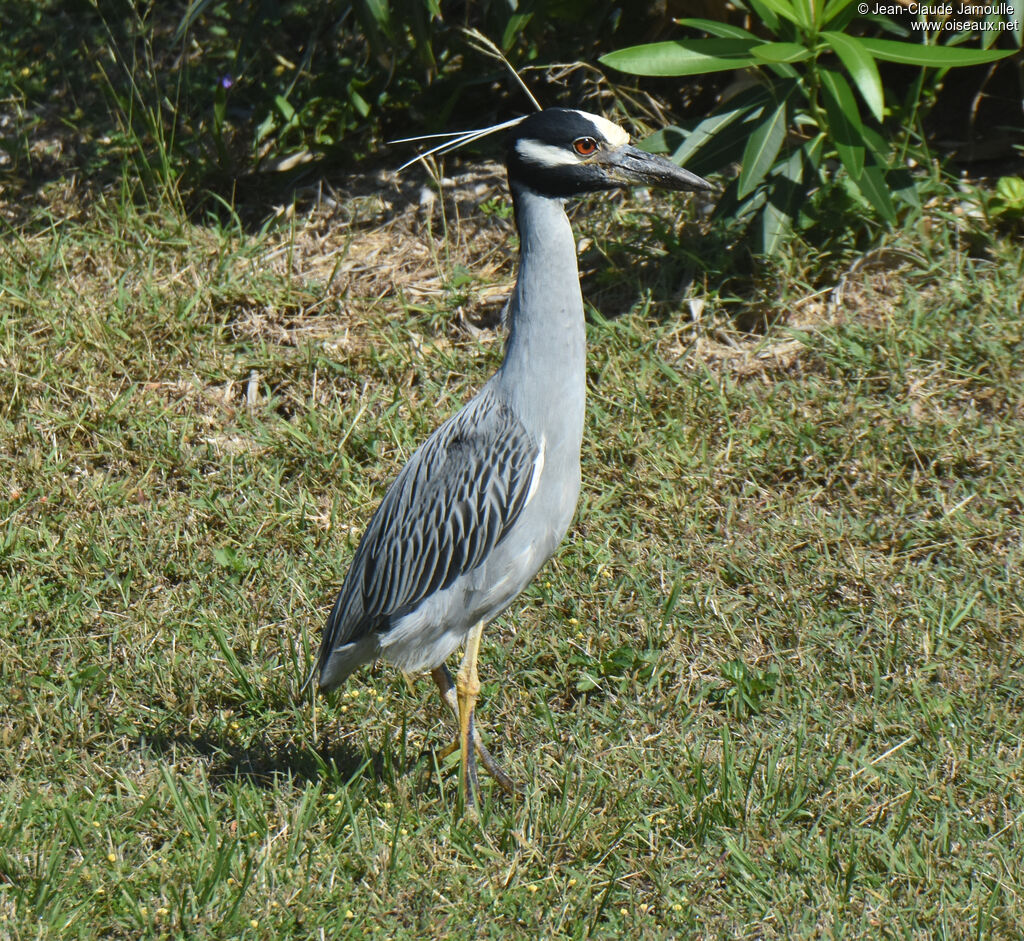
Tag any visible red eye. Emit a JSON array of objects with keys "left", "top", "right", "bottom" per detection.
[{"left": 573, "top": 137, "right": 598, "bottom": 157}]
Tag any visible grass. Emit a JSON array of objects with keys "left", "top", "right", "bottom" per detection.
[{"left": 2, "top": 157, "right": 1024, "bottom": 938}]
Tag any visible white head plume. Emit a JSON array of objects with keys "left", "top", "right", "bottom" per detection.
[{"left": 392, "top": 116, "right": 528, "bottom": 173}]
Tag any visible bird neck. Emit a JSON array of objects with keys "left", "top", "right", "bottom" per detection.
[{"left": 495, "top": 183, "right": 587, "bottom": 433}]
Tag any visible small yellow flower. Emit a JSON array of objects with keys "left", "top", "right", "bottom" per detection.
[
  {"left": 400, "top": 828, "right": 408, "bottom": 836},
  {"left": 230, "top": 721, "right": 240, "bottom": 731},
  {"left": 92, "top": 821, "right": 101, "bottom": 828},
  {"left": 227, "top": 877, "right": 235, "bottom": 886},
  {"left": 569, "top": 617, "right": 578, "bottom": 625},
  {"left": 527, "top": 884, "right": 538, "bottom": 894},
  {"left": 672, "top": 903, "right": 683, "bottom": 911},
  {"left": 250, "top": 919, "right": 259, "bottom": 928},
  {"left": 139, "top": 906, "right": 148, "bottom": 916},
  {"left": 270, "top": 900, "right": 279, "bottom": 908},
  {"left": 568, "top": 878, "right": 577, "bottom": 886},
  {"left": 341, "top": 705, "right": 349, "bottom": 713},
  {"left": 106, "top": 853, "right": 116, "bottom": 863},
  {"left": 96, "top": 887, "right": 106, "bottom": 896},
  {"left": 156, "top": 907, "right": 169, "bottom": 917},
  {"left": 619, "top": 907, "right": 628, "bottom": 916},
  {"left": 639, "top": 903, "right": 650, "bottom": 913},
  {"left": 345, "top": 910, "right": 355, "bottom": 919}
]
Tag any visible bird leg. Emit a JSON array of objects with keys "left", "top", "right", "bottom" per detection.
[
  {"left": 430, "top": 665, "right": 515, "bottom": 795},
  {"left": 455, "top": 621, "right": 485, "bottom": 809}
]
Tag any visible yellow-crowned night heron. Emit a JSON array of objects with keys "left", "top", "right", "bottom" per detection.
[{"left": 317, "top": 108, "right": 711, "bottom": 807}]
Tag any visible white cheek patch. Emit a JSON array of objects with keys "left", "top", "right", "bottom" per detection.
[
  {"left": 515, "top": 138, "right": 578, "bottom": 168},
  {"left": 572, "top": 110, "right": 630, "bottom": 147}
]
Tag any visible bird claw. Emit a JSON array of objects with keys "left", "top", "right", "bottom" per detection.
[
  {"left": 429, "top": 723, "right": 516, "bottom": 802},
  {"left": 429, "top": 661, "right": 516, "bottom": 805}
]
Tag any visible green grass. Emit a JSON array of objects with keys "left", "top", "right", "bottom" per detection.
[{"left": 2, "top": 175, "right": 1023, "bottom": 939}]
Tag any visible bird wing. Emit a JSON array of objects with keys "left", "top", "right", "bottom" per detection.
[{"left": 319, "top": 387, "right": 540, "bottom": 668}]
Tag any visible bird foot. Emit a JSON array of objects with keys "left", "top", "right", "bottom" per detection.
[
  {"left": 433, "top": 724, "right": 517, "bottom": 799},
  {"left": 430, "top": 663, "right": 517, "bottom": 802}
]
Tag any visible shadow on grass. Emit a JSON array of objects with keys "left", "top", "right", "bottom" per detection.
[
  {"left": 138, "top": 718, "right": 451, "bottom": 796},
  {"left": 140, "top": 726, "right": 371, "bottom": 790}
]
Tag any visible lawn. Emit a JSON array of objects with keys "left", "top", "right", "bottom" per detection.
[{"left": 2, "top": 140, "right": 1024, "bottom": 938}]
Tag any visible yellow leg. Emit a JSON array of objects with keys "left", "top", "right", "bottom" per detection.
[
  {"left": 431, "top": 665, "right": 515, "bottom": 794},
  {"left": 456, "top": 621, "right": 485, "bottom": 811}
]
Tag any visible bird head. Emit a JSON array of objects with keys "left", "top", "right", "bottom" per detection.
[{"left": 504, "top": 108, "right": 712, "bottom": 199}]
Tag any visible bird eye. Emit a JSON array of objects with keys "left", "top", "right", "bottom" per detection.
[{"left": 573, "top": 137, "right": 598, "bottom": 157}]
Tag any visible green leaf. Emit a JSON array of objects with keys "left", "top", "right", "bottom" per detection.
[
  {"left": 502, "top": 12, "right": 533, "bottom": 51},
  {"left": 822, "top": 0, "right": 858, "bottom": 24},
  {"left": 255, "top": 113, "right": 275, "bottom": 145},
  {"left": 671, "top": 86, "right": 773, "bottom": 171},
  {"left": 747, "top": 0, "right": 782, "bottom": 31},
  {"left": 361, "top": 0, "right": 390, "bottom": 31},
  {"left": 1012, "top": 12, "right": 1024, "bottom": 47},
  {"left": 676, "top": 17, "right": 758, "bottom": 40},
  {"left": 854, "top": 163, "right": 896, "bottom": 222},
  {"left": 274, "top": 95, "right": 295, "bottom": 123},
  {"left": 858, "top": 37, "right": 1016, "bottom": 67},
  {"left": 756, "top": 0, "right": 810, "bottom": 29},
  {"left": 751, "top": 41, "right": 813, "bottom": 63},
  {"left": 711, "top": 176, "right": 767, "bottom": 226},
  {"left": 989, "top": 175, "right": 1024, "bottom": 217},
  {"left": 672, "top": 93, "right": 766, "bottom": 158},
  {"left": 761, "top": 149, "right": 804, "bottom": 254},
  {"left": 889, "top": 168, "right": 920, "bottom": 208},
  {"left": 790, "top": 0, "right": 818, "bottom": 30},
  {"left": 640, "top": 126, "right": 684, "bottom": 154},
  {"left": 348, "top": 86, "right": 370, "bottom": 118},
  {"left": 600, "top": 39, "right": 758, "bottom": 76},
  {"left": 801, "top": 132, "right": 826, "bottom": 176},
  {"left": 738, "top": 97, "right": 789, "bottom": 198},
  {"left": 761, "top": 197, "right": 791, "bottom": 255},
  {"left": 858, "top": 121, "right": 890, "bottom": 163},
  {"left": 671, "top": 112, "right": 753, "bottom": 174},
  {"left": 822, "top": 31, "right": 885, "bottom": 122},
  {"left": 819, "top": 67, "right": 865, "bottom": 179},
  {"left": 996, "top": 175, "right": 1024, "bottom": 208}
]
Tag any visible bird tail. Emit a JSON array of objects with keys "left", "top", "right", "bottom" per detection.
[{"left": 318, "top": 635, "right": 382, "bottom": 692}]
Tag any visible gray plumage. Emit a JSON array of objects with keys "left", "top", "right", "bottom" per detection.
[
  {"left": 315, "top": 107, "right": 711, "bottom": 801},
  {"left": 319, "top": 187, "right": 583, "bottom": 688}
]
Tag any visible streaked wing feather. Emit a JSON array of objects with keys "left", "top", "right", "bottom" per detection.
[{"left": 319, "top": 389, "right": 538, "bottom": 667}]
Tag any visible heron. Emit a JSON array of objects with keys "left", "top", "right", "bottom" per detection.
[{"left": 316, "top": 108, "right": 711, "bottom": 808}]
